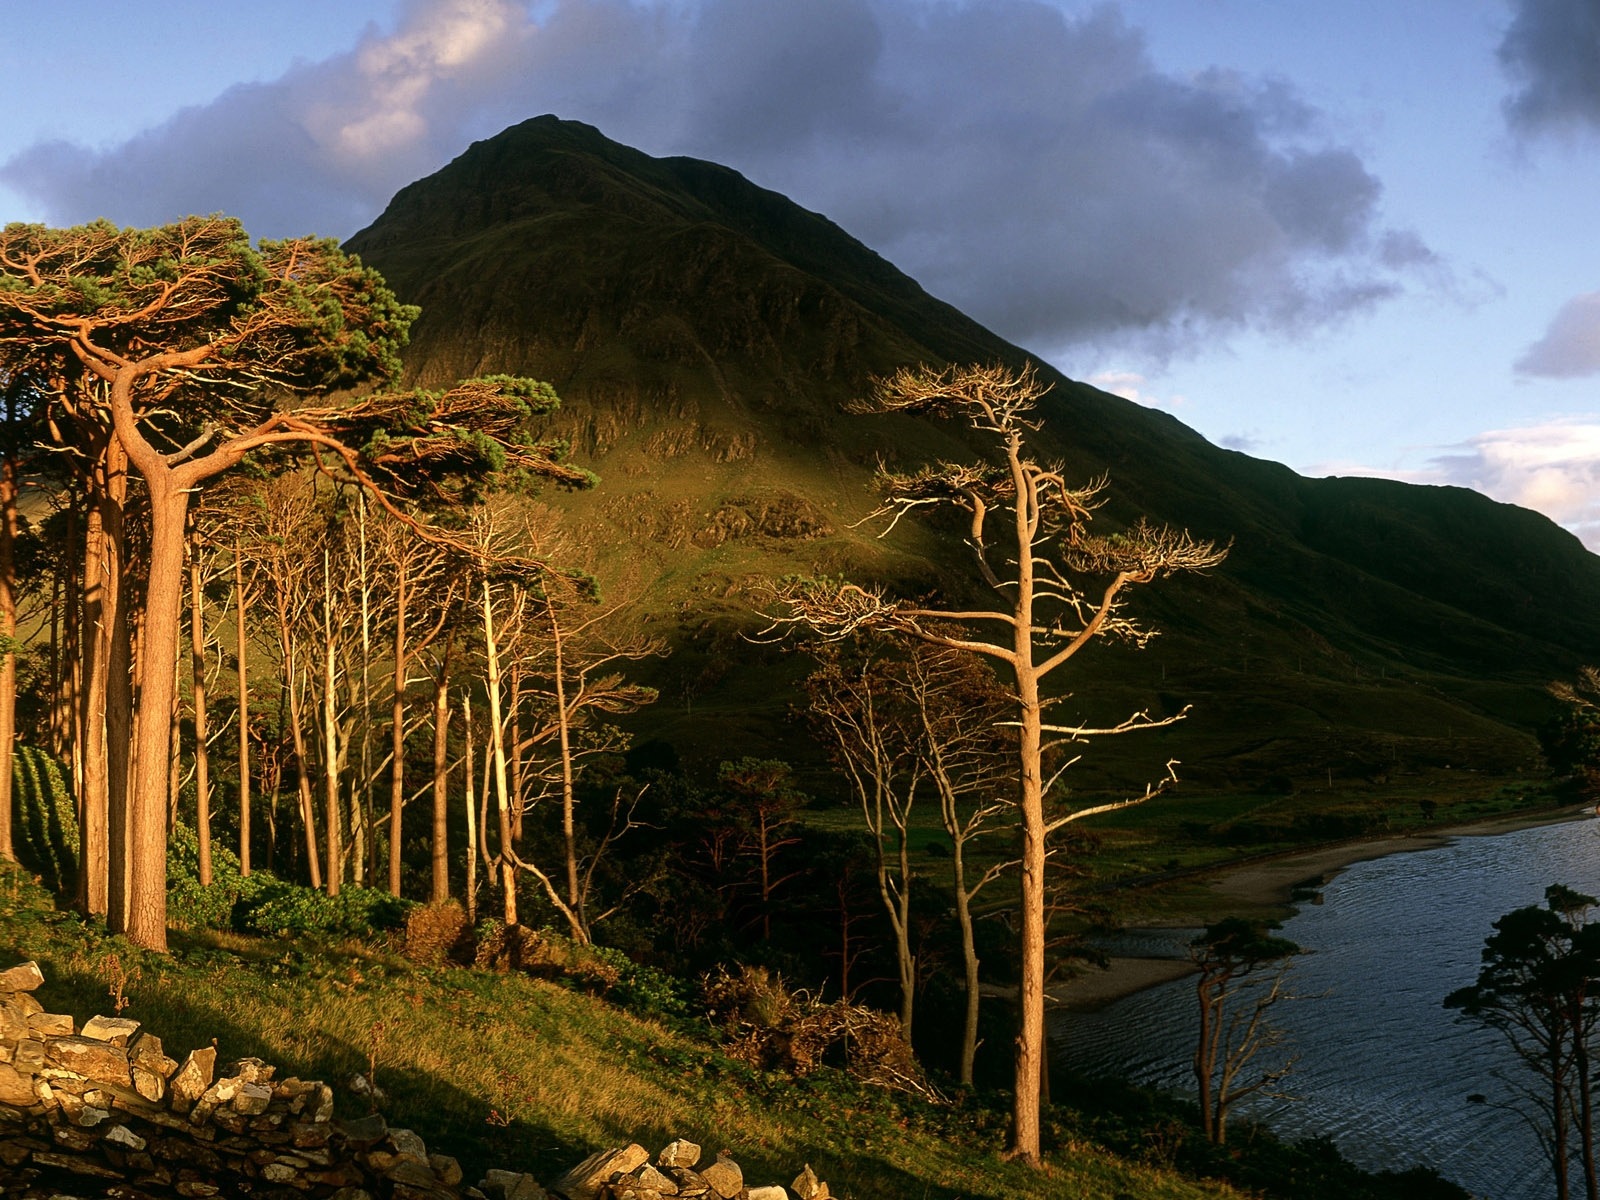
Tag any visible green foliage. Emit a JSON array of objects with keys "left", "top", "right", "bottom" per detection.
[
  {"left": 166, "top": 824, "right": 411, "bottom": 939},
  {"left": 11, "top": 744, "right": 76, "bottom": 894}
]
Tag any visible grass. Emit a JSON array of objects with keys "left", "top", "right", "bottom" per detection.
[{"left": 0, "top": 861, "right": 1243, "bottom": 1200}]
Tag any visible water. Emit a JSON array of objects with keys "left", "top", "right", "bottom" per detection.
[{"left": 1054, "top": 816, "right": 1600, "bottom": 1200}]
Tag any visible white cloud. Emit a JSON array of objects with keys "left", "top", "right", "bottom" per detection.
[
  {"left": 1087, "top": 369, "right": 1186, "bottom": 410},
  {"left": 1516, "top": 291, "right": 1600, "bottom": 378},
  {"left": 1315, "top": 417, "right": 1600, "bottom": 548},
  {"left": 0, "top": 0, "right": 1440, "bottom": 363}
]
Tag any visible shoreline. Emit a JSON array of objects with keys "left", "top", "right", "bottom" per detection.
[{"left": 1053, "top": 801, "right": 1596, "bottom": 1012}]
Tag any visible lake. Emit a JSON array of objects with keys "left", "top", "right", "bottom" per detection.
[{"left": 1053, "top": 815, "right": 1600, "bottom": 1200}]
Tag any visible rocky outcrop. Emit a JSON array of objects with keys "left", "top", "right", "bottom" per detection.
[{"left": 0, "top": 960, "right": 836, "bottom": 1199}]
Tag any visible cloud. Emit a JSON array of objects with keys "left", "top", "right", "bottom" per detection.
[
  {"left": 1499, "top": 0, "right": 1600, "bottom": 137},
  {"left": 1317, "top": 418, "right": 1600, "bottom": 548},
  {"left": 1087, "top": 369, "right": 1186, "bottom": 410},
  {"left": 1516, "top": 292, "right": 1600, "bottom": 377},
  {"left": 1, "top": 0, "right": 1436, "bottom": 360}
]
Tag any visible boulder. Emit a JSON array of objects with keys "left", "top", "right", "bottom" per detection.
[
  {"left": 0, "top": 961, "right": 44, "bottom": 993},
  {"left": 791, "top": 1165, "right": 829, "bottom": 1200},
  {"left": 45, "top": 1034, "right": 133, "bottom": 1086},
  {"left": 81, "top": 1014, "right": 142, "bottom": 1045},
  {"left": 700, "top": 1155, "right": 743, "bottom": 1200},
  {"left": 0, "top": 1061, "right": 35, "bottom": 1106},
  {"left": 551, "top": 1144, "right": 650, "bottom": 1199},
  {"left": 168, "top": 1047, "right": 218, "bottom": 1114},
  {"left": 657, "top": 1138, "right": 701, "bottom": 1169}
]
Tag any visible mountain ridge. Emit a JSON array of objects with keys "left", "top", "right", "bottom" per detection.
[{"left": 346, "top": 114, "right": 1600, "bottom": 786}]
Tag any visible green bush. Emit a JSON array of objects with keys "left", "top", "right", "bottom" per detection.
[
  {"left": 12, "top": 745, "right": 77, "bottom": 895},
  {"left": 166, "top": 823, "right": 410, "bottom": 938}
]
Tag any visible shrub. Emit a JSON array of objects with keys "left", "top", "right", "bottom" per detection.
[{"left": 12, "top": 745, "right": 76, "bottom": 895}]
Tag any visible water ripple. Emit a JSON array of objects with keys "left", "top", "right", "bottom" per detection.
[{"left": 1055, "top": 818, "right": 1600, "bottom": 1200}]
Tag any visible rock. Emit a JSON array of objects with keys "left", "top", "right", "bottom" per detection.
[
  {"left": 791, "top": 1165, "right": 829, "bottom": 1200},
  {"left": 12, "top": 1038, "right": 44, "bottom": 1073},
  {"left": 657, "top": 1138, "right": 701, "bottom": 1168},
  {"left": 168, "top": 1047, "right": 217, "bottom": 1114},
  {"left": 551, "top": 1144, "right": 650, "bottom": 1199},
  {"left": 80, "top": 1014, "right": 141, "bottom": 1045},
  {"left": 129, "top": 1031, "right": 178, "bottom": 1079},
  {"left": 700, "top": 1155, "right": 743, "bottom": 1200},
  {"left": 26, "top": 1010, "right": 73, "bottom": 1037},
  {"left": 482, "top": 1167, "right": 548, "bottom": 1200},
  {"left": 430, "top": 1152, "right": 464, "bottom": 1185},
  {"left": 664, "top": 1166, "right": 712, "bottom": 1197},
  {"left": 0, "top": 961, "right": 44, "bottom": 993},
  {"left": 333, "top": 1112, "right": 389, "bottom": 1145},
  {"left": 633, "top": 1163, "right": 677, "bottom": 1194},
  {"left": 45, "top": 1035, "right": 133, "bottom": 1086},
  {"left": 747, "top": 1189, "right": 789, "bottom": 1200},
  {"left": 388, "top": 1126, "right": 430, "bottom": 1162},
  {"left": 220, "top": 1056, "right": 275, "bottom": 1084},
  {"left": 0, "top": 1061, "right": 35, "bottom": 1106},
  {"left": 233, "top": 1081, "right": 273, "bottom": 1115},
  {"left": 133, "top": 1064, "right": 168, "bottom": 1103},
  {"left": 105, "top": 1123, "right": 149, "bottom": 1151},
  {"left": 0, "top": 996, "right": 27, "bottom": 1041}
]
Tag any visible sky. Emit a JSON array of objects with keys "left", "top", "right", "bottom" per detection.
[{"left": 3, "top": 0, "right": 1597, "bottom": 543}]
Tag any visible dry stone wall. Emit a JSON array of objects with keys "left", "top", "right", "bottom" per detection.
[{"left": 0, "top": 961, "right": 835, "bottom": 1200}]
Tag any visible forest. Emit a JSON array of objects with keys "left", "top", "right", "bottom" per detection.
[{"left": 2, "top": 122, "right": 1597, "bottom": 1198}]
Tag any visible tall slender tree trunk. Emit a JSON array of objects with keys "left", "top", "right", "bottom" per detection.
[
  {"left": 103, "top": 446, "right": 134, "bottom": 932},
  {"left": 234, "top": 541, "right": 251, "bottom": 875},
  {"left": 0, "top": 452, "right": 17, "bottom": 863},
  {"left": 77, "top": 477, "right": 110, "bottom": 918},
  {"left": 952, "top": 845, "right": 982, "bottom": 1087},
  {"left": 463, "top": 692, "right": 477, "bottom": 924},
  {"left": 1008, "top": 427, "right": 1046, "bottom": 1166},
  {"left": 388, "top": 556, "right": 409, "bottom": 895},
  {"left": 549, "top": 606, "right": 581, "bottom": 912},
  {"left": 430, "top": 640, "right": 453, "bottom": 904},
  {"left": 188, "top": 523, "right": 212, "bottom": 885},
  {"left": 482, "top": 579, "right": 517, "bottom": 926},
  {"left": 321, "top": 549, "right": 342, "bottom": 897},
  {"left": 282, "top": 645, "right": 322, "bottom": 892}
]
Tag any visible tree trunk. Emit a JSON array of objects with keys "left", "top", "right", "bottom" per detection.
[
  {"left": 321, "top": 549, "right": 342, "bottom": 897},
  {"left": 430, "top": 642, "right": 452, "bottom": 904},
  {"left": 234, "top": 540, "right": 251, "bottom": 876},
  {"left": 481, "top": 579, "right": 517, "bottom": 926},
  {"left": 388, "top": 555, "right": 409, "bottom": 896},
  {"left": 283, "top": 645, "right": 322, "bottom": 891},
  {"left": 103, "top": 452, "right": 134, "bottom": 935},
  {"left": 119, "top": 479, "right": 186, "bottom": 951},
  {"left": 952, "top": 843, "right": 981, "bottom": 1087},
  {"left": 76, "top": 475, "right": 110, "bottom": 918},
  {"left": 0, "top": 452, "right": 17, "bottom": 863},
  {"left": 463, "top": 691, "right": 477, "bottom": 924},
  {"left": 188, "top": 523, "right": 212, "bottom": 886}
]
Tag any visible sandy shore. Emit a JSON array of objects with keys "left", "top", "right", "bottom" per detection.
[{"left": 1053, "top": 802, "right": 1595, "bottom": 1012}]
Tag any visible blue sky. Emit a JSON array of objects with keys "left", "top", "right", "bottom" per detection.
[{"left": 3, "top": 1, "right": 1597, "bottom": 543}]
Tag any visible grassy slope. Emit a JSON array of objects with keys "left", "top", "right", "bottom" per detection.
[{"left": 0, "top": 864, "right": 1235, "bottom": 1200}]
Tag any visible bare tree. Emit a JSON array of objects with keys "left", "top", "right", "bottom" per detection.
[
  {"left": 1190, "top": 918, "right": 1300, "bottom": 1145},
  {"left": 766, "top": 362, "right": 1226, "bottom": 1165}
]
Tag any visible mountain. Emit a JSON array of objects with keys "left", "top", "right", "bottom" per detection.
[{"left": 345, "top": 115, "right": 1600, "bottom": 793}]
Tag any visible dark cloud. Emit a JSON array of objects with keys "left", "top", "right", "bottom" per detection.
[
  {"left": 1499, "top": 0, "right": 1600, "bottom": 136},
  {"left": 1, "top": 0, "right": 1433, "bottom": 360}
]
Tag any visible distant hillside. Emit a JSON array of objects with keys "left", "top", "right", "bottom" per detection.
[{"left": 346, "top": 115, "right": 1600, "bottom": 791}]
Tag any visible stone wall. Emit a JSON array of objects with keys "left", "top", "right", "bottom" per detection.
[{"left": 0, "top": 960, "right": 834, "bottom": 1200}]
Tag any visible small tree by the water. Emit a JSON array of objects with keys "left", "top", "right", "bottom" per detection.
[{"left": 1446, "top": 884, "right": 1600, "bottom": 1200}]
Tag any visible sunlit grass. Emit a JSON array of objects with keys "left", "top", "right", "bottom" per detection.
[{"left": 0, "top": 862, "right": 1242, "bottom": 1200}]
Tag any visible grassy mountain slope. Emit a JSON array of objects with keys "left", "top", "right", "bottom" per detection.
[{"left": 345, "top": 115, "right": 1600, "bottom": 791}]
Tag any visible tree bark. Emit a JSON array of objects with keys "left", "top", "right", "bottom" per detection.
[
  {"left": 188, "top": 523, "right": 213, "bottom": 886},
  {"left": 234, "top": 540, "right": 251, "bottom": 875},
  {"left": 0, "top": 452, "right": 17, "bottom": 863},
  {"left": 388, "top": 553, "right": 409, "bottom": 896},
  {"left": 430, "top": 642, "right": 452, "bottom": 904},
  {"left": 321, "top": 548, "right": 342, "bottom": 897}
]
